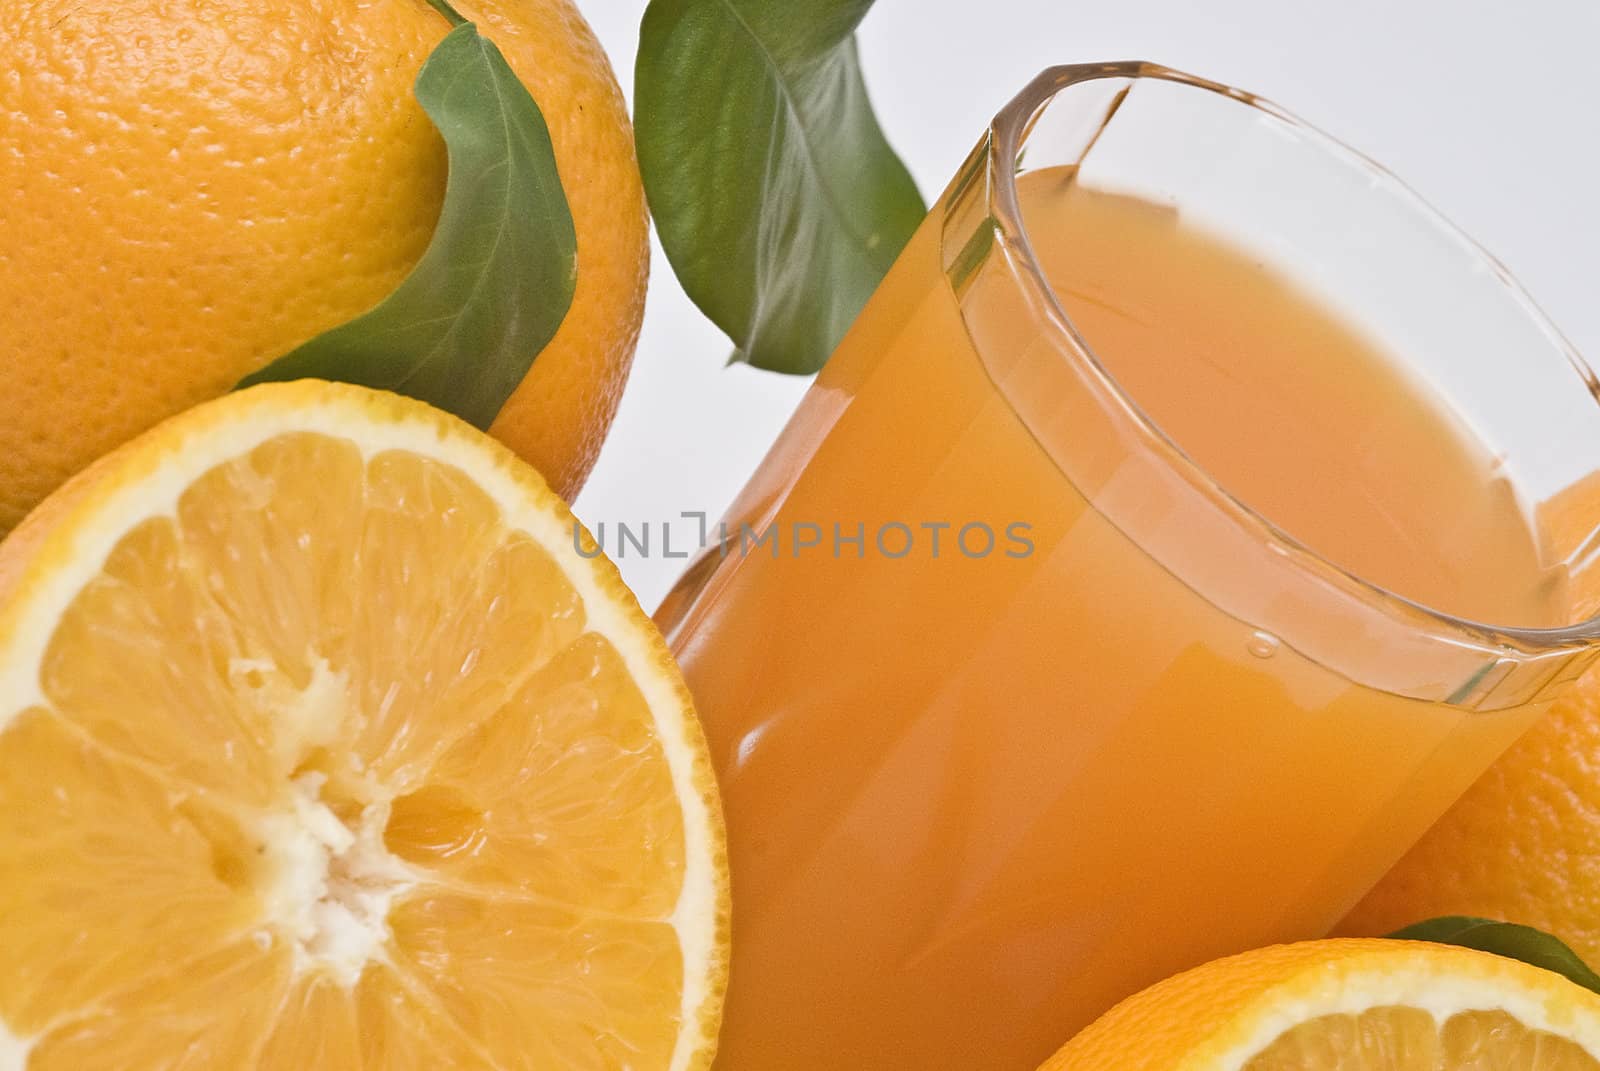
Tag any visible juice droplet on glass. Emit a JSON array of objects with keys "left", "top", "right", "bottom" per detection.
[{"left": 1247, "top": 631, "right": 1281, "bottom": 659}]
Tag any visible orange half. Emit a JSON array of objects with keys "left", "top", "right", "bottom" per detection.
[
  {"left": 0, "top": 381, "right": 728, "bottom": 1070},
  {"left": 1040, "top": 939, "right": 1600, "bottom": 1070}
]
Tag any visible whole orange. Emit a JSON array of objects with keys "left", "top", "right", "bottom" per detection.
[{"left": 0, "top": 0, "right": 646, "bottom": 533}]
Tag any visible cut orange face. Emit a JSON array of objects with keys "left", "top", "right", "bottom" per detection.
[
  {"left": 0, "top": 382, "right": 728, "bottom": 1070},
  {"left": 1038, "top": 939, "right": 1600, "bottom": 1071}
]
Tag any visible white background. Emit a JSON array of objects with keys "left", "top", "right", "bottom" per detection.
[{"left": 574, "top": 0, "right": 1600, "bottom": 610}]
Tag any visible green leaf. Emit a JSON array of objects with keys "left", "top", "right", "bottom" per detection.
[
  {"left": 1389, "top": 916, "right": 1600, "bottom": 995},
  {"left": 240, "top": 19, "right": 577, "bottom": 430},
  {"left": 635, "top": 0, "right": 925, "bottom": 375}
]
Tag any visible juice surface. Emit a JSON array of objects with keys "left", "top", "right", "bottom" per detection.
[
  {"left": 662, "top": 171, "right": 1567, "bottom": 1070},
  {"left": 1031, "top": 174, "right": 1566, "bottom": 628}
]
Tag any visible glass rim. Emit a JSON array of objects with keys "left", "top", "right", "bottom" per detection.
[{"left": 985, "top": 60, "right": 1600, "bottom": 653}]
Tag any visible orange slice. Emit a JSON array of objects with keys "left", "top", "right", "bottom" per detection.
[
  {"left": 1039, "top": 938, "right": 1600, "bottom": 1070},
  {"left": 0, "top": 381, "right": 728, "bottom": 1070}
]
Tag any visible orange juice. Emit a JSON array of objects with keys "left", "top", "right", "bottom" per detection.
[{"left": 658, "top": 173, "right": 1574, "bottom": 1069}]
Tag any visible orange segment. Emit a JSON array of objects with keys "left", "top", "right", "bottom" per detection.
[
  {"left": 253, "top": 975, "right": 362, "bottom": 1068},
  {"left": 29, "top": 941, "right": 292, "bottom": 1070},
  {"left": 0, "top": 709, "right": 257, "bottom": 1032},
  {"left": 348, "top": 451, "right": 533, "bottom": 778},
  {"left": 351, "top": 965, "right": 499, "bottom": 1071},
  {"left": 40, "top": 516, "right": 281, "bottom": 803},
  {"left": 0, "top": 381, "right": 727, "bottom": 1070},
  {"left": 1244, "top": 1008, "right": 1599, "bottom": 1069},
  {"left": 174, "top": 432, "right": 367, "bottom": 692},
  {"left": 1038, "top": 939, "right": 1600, "bottom": 1071},
  {"left": 389, "top": 894, "right": 684, "bottom": 1069},
  {"left": 395, "top": 634, "right": 686, "bottom": 916}
]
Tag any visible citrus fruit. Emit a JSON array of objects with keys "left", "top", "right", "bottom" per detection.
[
  {"left": 0, "top": 0, "right": 647, "bottom": 534},
  {"left": 1039, "top": 938, "right": 1600, "bottom": 1070},
  {"left": 0, "top": 381, "right": 726, "bottom": 1069}
]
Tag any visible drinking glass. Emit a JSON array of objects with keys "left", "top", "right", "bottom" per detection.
[{"left": 656, "top": 62, "right": 1600, "bottom": 1070}]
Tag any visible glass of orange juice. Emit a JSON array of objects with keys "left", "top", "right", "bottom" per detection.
[{"left": 655, "top": 63, "right": 1600, "bottom": 1070}]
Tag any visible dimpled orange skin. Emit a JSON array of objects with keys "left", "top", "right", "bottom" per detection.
[{"left": 0, "top": 0, "right": 647, "bottom": 533}]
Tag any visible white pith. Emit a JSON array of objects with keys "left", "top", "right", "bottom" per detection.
[
  {"left": 254, "top": 772, "right": 414, "bottom": 988},
  {"left": 225, "top": 657, "right": 417, "bottom": 985},
  {"left": 0, "top": 1028, "right": 31, "bottom": 1071},
  {"left": 0, "top": 392, "right": 722, "bottom": 1071}
]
